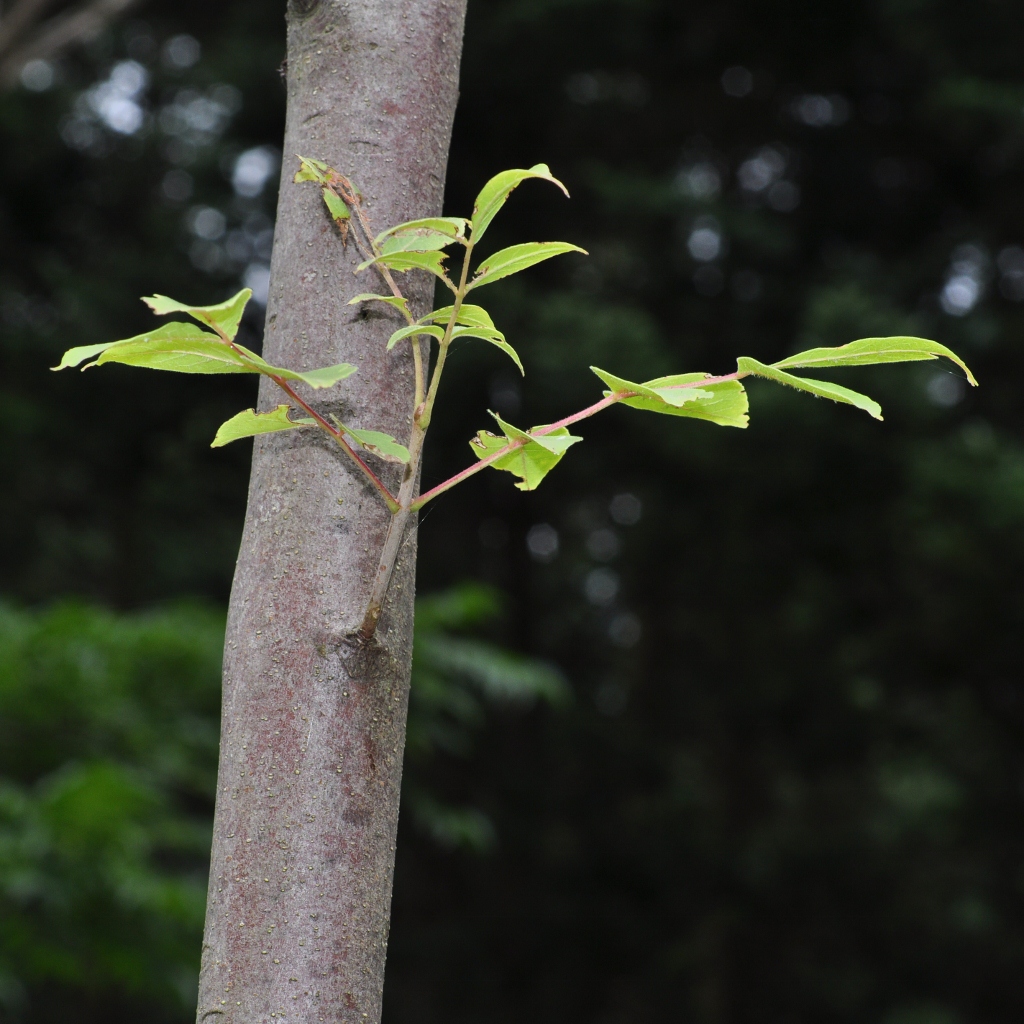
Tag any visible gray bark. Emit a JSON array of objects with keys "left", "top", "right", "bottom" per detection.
[{"left": 195, "top": 2, "right": 466, "bottom": 1021}]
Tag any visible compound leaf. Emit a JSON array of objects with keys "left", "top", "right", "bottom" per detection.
[
  {"left": 387, "top": 324, "right": 445, "bottom": 351},
  {"left": 738, "top": 356, "right": 883, "bottom": 420},
  {"left": 211, "top": 405, "right": 315, "bottom": 447},
  {"left": 143, "top": 288, "right": 253, "bottom": 341},
  {"left": 348, "top": 293, "right": 411, "bottom": 315},
  {"left": 331, "top": 417, "right": 410, "bottom": 463},
  {"left": 469, "top": 242, "right": 587, "bottom": 290},
  {"left": 774, "top": 336, "right": 977, "bottom": 385},
  {"left": 471, "top": 164, "right": 570, "bottom": 242}
]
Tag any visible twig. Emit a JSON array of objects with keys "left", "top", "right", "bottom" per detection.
[
  {"left": 0, "top": 0, "right": 142, "bottom": 87},
  {"left": 207, "top": 318, "right": 400, "bottom": 512},
  {"left": 0, "top": 0, "right": 61, "bottom": 57},
  {"left": 409, "top": 372, "right": 747, "bottom": 511}
]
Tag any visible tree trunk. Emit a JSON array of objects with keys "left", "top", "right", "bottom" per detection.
[{"left": 195, "top": 3, "right": 466, "bottom": 1021}]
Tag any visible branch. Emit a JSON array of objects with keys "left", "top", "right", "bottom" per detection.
[
  {"left": 0, "top": 0, "right": 142, "bottom": 88},
  {"left": 0, "top": 0, "right": 61, "bottom": 57},
  {"left": 269, "top": 375, "right": 401, "bottom": 514},
  {"left": 410, "top": 371, "right": 747, "bottom": 511},
  {"left": 207, "top": 315, "right": 401, "bottom": 514}
]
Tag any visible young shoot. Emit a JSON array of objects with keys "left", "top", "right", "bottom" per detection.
[{"left": 55, "top": 158, "right": 977, "bottom": 640}]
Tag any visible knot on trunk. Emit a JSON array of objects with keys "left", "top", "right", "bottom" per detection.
[{"left": 287, "top": 0, "right": 322, "bottom": 18}]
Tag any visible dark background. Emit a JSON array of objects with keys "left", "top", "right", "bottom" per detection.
[{"left": 2, "top": 1, "right": 1024, "bottom": 1022}]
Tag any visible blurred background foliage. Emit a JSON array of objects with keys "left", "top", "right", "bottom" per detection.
[{"left": 1, "top": 0, "right": 1023, "bottom": 1022}]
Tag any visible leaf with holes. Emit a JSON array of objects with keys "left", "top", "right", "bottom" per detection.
[
  {"left": 773, "top": 336, "right": 977, "bottom": 385},
  {"left": 738, "top": 356, "right": 883, "bottom": 420},
  {"left": 211, "top": 405, "right": 315, "bottom": 447},
  {"left": 470, "top": 164, "right": 569, "bottom": 242},
  {"left": 469, "top": 242, "right": 586, "bottom": 290},
  {"left": 294, "top": 155, "right": 331, "bottom": 184},
  {"left": 470, "top": 413, "right": 582, "bottom": 491},
  {"left": 143, "top": 288, "right": 253, "bottom": 341}
]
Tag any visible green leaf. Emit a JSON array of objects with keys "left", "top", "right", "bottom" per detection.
[
  {"left": 322, "top": 187, "right": 350, "bottom": 223},
  {"left": 377, "top": 217, "right": 468, "bottom": 243},
  {"left": 470, "top": 164, "right": 570, "bottom": 242},
  {"left": 634, "top": 374, "right": 750, "bottom": 428},
  {"left": 142, "top": 288, "right": 253, "bottom": 341},
  {"left": 451, "top": 326, "right": 524, "bottom": 375},
  {"left": 387, "top": 324, "right": 445, "bottom": 351},
  {"left": 57, "top": 315, "right": 355, "bottom": 388},
  {"left": 380, "top": 232, "right": 459, "bottom": 255},
  {"left": 294, "top": 155, "right": 331, "bottom": 183},
  {"left": 53, "top": 341, "right": 120, "bottom": 371},
  {"left": 51, "top": 321, "right": 211, "bottom": 371},
  {"left": 348, "top": 293, "right": 411, "bottom": 315},
  {"left": 469, "top": 242, "right": 587, "bottom": 290},
  {"left": 593, "top": 365, "right": 749, "bottom": 427},
  {"left": 426, "top": 304, "right": 496, "bottom": 330},
  {"left": 375, "top": 217, "right": 467, "bottom": 254},
  {"left": 97, "top": 334, "right": 256, "bottom": 375},
  {"left": 470, "top": 413, "right": 582, "bottom": 491},
  {"left": 357, "top": 250, "right": 450, "bottom": 279},
  {"left": 279, "top": 362, "right": 357, "bottom": 389},
  {"left": 195, "top": 337, "right": 355, "bottom": 388},
  {"left": 211, "top": 405, "right": 315, "bottom": 447},
  {"left": 591, "top": 366, "right": 712, "bottom": 406},
  {"left": 331, "top": 417, "right": 410, "bottom": 463},
  {"left": 773, "top": 336, "right": 977, "bottom": 386},
  {"left": 738, "top": 356, "right": 883, "bottom": 420}
]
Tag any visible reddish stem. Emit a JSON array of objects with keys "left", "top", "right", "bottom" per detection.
[
  {"left": 206, "top": 319, "right": 400, "bottom": 511},
  {"left": 409, "top": 371, "right": 747, "bottom": 511},
  {"left": 270, "top": 376, "right": 400, "bottom": 512}
]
